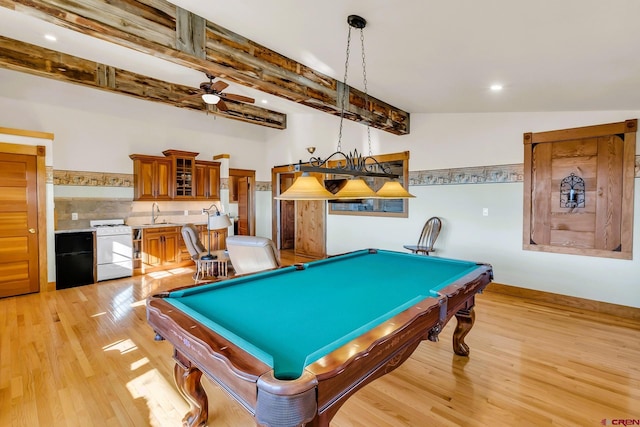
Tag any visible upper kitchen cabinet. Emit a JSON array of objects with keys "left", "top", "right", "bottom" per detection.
[
  {"left": 194, "top": 161, "right": 221, "bottom": 200},
  {"left": 130, "top": 155, "right": 172, "bottom": 200},
  {"left": 162, "top": 150, "right": 199, "bottom": 199},
  {"left": 130, "top": 150, "right": 221, "bottom": 201}
]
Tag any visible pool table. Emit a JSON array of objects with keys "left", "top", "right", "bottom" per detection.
[{"left": 146, "top": 249, "right": 493, "bottom": 427}]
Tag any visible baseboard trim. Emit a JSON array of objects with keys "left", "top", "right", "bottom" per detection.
[{"left": 485, "top": 283, "right": 640, "bottom": 321}]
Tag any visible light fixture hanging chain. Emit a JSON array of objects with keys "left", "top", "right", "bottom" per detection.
[
  {"left": 337, "top": 24, "right": 353, "bottom": 153},
  {"left": 359, "top": 26, "right": 372, "bottom": 157}
]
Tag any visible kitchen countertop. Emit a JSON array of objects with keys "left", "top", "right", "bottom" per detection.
[
  {"left": 55, "top": 221, "right": 209, "bottom": 233},
  {"left": 128, "top": 221, "right": 207, "bottom": 229}
]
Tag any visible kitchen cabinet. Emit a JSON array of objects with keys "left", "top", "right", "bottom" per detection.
[
  {"left": 142, "top": 226, "right": 180, "bottom": 268},
  {"left": 194, "top": 161, "right": 221, "bottom": 200},
  {"left": 131, "top": 150, "right": 221, "bottom": 201},
  {"left": 130, "top": 155, "right": 172, "bottom": 200},
  {"left": 163, "top": 149, "right": 199, "bottom": 199},
  {"left": 200, "top": 227, "right": 228, "bottom": 252},
  {"left": 134, "top": 225, "right": 227, "bottom": 275}
]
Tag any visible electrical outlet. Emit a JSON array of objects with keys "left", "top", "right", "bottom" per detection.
[
  {"left": 482, "top": 208, "right": 489, "bottom": 217},
  {"left": 71, "top": 212, "right": 78, "bottom": 220},
  {"left": 184, "top": 210, "right": 189, "bottom": 216}
]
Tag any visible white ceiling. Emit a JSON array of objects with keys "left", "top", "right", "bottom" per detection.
[{"left": 2, "top": 0, "right": 640, "bottom": 116}]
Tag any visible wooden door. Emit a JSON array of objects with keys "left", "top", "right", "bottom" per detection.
[
  {"left": 0, "top": 152, "right": 39, "bottom": 297},
  {"left": 229, "top": 169, "right": 256, "bottom": 236},
  {"left": 131, "top": 156, "right": 171, "bottom": 200},
  {"left": 206, "top": 164, "right": 220, "bottom": 199},
  {"left": 279, "top": 174, "right": 295, "bottom": 249},
  {"left": 271, "top": 166, "right": 326, "bottom": 256},
  {"left": 154, "top": 158, "right": 172, "bottom": 199},
  {"left": 163, "top": 232, "right": 179, "bottom": 264},
  {"left": 295, "top": 199, "right": 327, "bottom": 258},
  {"left": 133, "top": 157, "right": 156, "bottom": 200},
  {"left": 524, "top": 121, "right": 634, "bottom": 260},
  {"left": 194, "top": 163, "right": 206, "bottom": 199},
  {"left": 237, "top": 177, "right": 249, "bottom": 235},
  {"left": 143, "top": 233, "right": 163, "bottom": 267},
  {"left": 194, "top": 161, "right": 220, "bottom": 200}
]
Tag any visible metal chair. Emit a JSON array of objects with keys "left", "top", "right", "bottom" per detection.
[
  {"left": 181, "top": 224, "right": 227, "bottom": 282},
  {"left": 403, "top": 216, "right": 442, "bottom": 255}
]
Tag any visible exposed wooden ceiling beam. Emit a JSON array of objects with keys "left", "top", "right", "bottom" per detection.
[
  {"left": 1, "top": 0, "right": 410, "bottom": 135},
  {"left": 0, "top": 36, "right": 287, "bottom": 129}
]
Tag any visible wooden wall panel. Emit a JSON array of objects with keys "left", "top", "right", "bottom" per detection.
[
  {"left": 523, "top": 119, "right": 636, "bottom": 259},
  {"left": 550, "top": 230, "right": 595, "bottom": 248},
  {"left": 595, "top": 135, "right": 623, "bottom": 251},
  {"left": 549, "top": 213, "right": 595, "bottom": 233},
  {"left": 530, "top": 143, "right": 552, "bottom": 245}
]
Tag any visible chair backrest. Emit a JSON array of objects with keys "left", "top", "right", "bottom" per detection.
[
  {"left": 226, "top": 235, "right": 280, "bottom": 275},
  {"left": 181, "top": 224, "right": 206, "bottom": 258},
  {"left": 417, "top": 216, "right": 442, "bottom": 251}
]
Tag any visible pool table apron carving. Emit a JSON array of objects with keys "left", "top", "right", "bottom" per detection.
[{"left": 146, "top": 249, "right": 493, "bottom": 427}]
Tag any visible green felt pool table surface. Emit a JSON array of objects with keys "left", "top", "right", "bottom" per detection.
[{"left": 165, "top": 249, "right": 483, "bottom": 379}]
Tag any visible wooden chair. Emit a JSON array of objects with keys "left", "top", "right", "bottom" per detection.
[
  {"left": 181, "top": 224, "right": 227, "bottom": 282},
  {"left": 403, "top": 216, "right": 442, "bottom": 255}
]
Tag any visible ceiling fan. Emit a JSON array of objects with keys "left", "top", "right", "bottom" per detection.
[{"left": 185, "top": 73, "right": 255, "bottom": 111}]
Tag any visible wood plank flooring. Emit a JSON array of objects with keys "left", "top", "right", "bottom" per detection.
[{"left": 1, "top": 254, "right": 639, "bottom": 426}]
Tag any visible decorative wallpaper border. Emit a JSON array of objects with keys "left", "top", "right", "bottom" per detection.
[
  {"left": 54, "top": 169, "right": 133, "bottom": 187},
  {"left": 50, "top": 156, "right": 640, "bottom": 190},
  {"left": 410, "top": 163, "right": 523, "bottom": 186}
]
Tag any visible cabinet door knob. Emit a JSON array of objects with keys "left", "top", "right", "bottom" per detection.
[{"left": 28, "top": 228, "right": 36, "bottom": 234}]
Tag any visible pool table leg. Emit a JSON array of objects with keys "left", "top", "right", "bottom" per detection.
[
  {"left": 174, "top": 354, "right": 208, "bottom": 427},
  {"left": 452, "top": 308, "right": 475, "bottom": 356}
]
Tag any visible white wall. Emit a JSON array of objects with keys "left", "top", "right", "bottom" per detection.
[
  {"left": 0, "top": 69, "right": 273, "bottom": 175},
  {"left": 266, "top": 111, "right": 640, "bottom": 309}
]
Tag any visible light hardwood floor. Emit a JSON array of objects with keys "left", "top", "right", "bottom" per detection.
[{"left": 1, "top": 254, "right": 639, "bottom": 426}]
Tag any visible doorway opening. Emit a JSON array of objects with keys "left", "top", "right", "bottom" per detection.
[{"left": 228, "top": 168, "right": 256, "bottom": 236}]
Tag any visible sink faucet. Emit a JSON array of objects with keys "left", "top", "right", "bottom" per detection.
[{"left": 151, "top": 202, "right": 160, "bottom": 224}]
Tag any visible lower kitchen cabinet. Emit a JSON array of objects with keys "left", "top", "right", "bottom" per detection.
[
  {"left": 136, "top": 225, "right": 227, "bottom": 275},
  {"left": 141, "top": 226, "right": 180, "bottom": 271}
]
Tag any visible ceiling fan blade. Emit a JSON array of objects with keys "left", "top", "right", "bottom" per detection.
[
  {"left": 211, "top": 81, "right": 229, "bottom": 92},
  {"left": 222, "top": 93, "right": 255, "bottom": 104},
  {"left": 216, "top": 99, "right": 229, "bottom": 111}
]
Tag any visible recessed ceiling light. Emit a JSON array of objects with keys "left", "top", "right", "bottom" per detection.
[
  {"left": 44, "top": 34, "right": 57, "bottom": 42},
  {"left": 490, "top": 84, "right": 503, "bottom": 92}
]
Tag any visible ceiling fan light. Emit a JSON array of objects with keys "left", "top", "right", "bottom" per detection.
[
  {"left": 375, "top": 181, "right": 415, "bottom": 199},
  {"left": 202, "top": 93, "right": 221, "bottom": 104}
]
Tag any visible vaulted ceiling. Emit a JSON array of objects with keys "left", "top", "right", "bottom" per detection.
[{"left": 1, "top": 0, "right": 640, "bottom": 132}]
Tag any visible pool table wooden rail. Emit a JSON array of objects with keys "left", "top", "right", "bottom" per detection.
[
  {"left": 304, "top": 295, "right": 446, "bottom": 426},
  {"left": 146, "top": 259, "right": 493, "bottom": 427},
  {"left": 147, "top": 297, "right": 274, "bottom": 420}
]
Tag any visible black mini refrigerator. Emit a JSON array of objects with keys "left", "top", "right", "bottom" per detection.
[{"left": 55, "top": 232, "right": 95, "bottom": 289}]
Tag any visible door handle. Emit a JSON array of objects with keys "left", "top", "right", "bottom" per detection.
[{"left": 28, "top": 228, "right": 36, "bottom": 234}]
